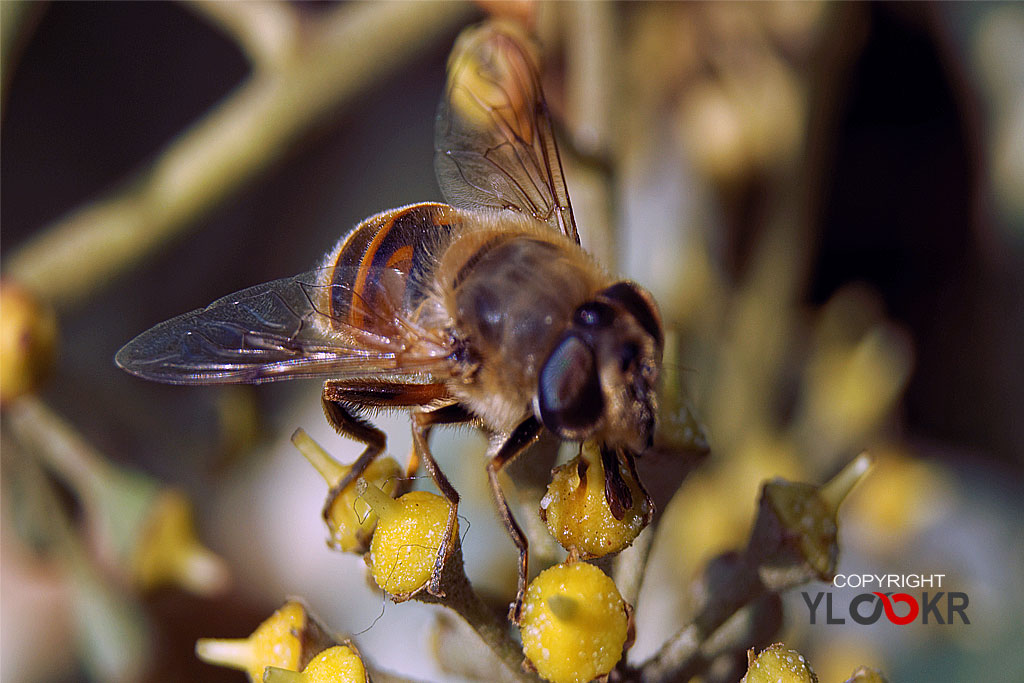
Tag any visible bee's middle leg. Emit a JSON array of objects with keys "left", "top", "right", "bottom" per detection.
[{"left": 410, "top": 404, "right": 475, "bottom": 598}]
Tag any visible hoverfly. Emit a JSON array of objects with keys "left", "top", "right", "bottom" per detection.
[{"left": 117, "top": 21, "right": 663, "bottom": 620}]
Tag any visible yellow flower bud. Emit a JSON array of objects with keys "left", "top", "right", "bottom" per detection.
[
  {"left": 195, "top": 600, "right": 337, "bottom": 682},
  {"left": 0, "top": 281, "right": 57, "bottom": 404},
  {"left": 742, "top": 643, "right": 818, "bottom": 683},
  {"left": 540, "top": 442, "right": 650, "bottom": 557},
  {"left": 133, "top": 488, "right": 229, "bottom": 595},
  {"left": 4, "top": 397, "right": 227, "bottom": 595},
  {"left": 519, "top": 562, "right": 629, "bottom": 683},
  {"left": 263, "top": 645, "right": 367, "bottom": 683},
  {"left": 361, "top": 482, "right": 454, "bottom": 597},
  {"left": 291, "top": 429, "right": 402, "bottom": 552}
]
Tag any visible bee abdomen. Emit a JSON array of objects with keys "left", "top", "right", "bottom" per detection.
[{"left": 323, "top": 203, "right": 457, "bottom": 335}]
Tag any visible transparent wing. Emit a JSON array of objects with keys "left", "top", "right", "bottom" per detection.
[
  {"left": 115, "top": 267, "right": 450, "bottom": 385},
  {"left": 435, "top": 21, "right": 579, "bottom": 244}
]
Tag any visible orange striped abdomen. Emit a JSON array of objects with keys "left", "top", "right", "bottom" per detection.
[{"left": 321, "top": 202, "right": 457, "bottom": 337}]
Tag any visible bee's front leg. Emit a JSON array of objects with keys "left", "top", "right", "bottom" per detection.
[{"left": 485, "top": 417, "right": 542, "bottom": 624}]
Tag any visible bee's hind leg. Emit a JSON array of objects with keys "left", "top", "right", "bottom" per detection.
[{"left": 410, "top": 404, "right": 475, "bottom": 599}]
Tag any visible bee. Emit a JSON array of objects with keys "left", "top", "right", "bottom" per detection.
[{"left": 116, "top": 21, "right": 662, "bottom": 620}]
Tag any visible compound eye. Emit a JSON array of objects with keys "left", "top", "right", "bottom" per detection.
[
  {"left": 597, "top": 282, "right": 663, "bottom": 348},
  {"left": 537, "top": 334, "right": 604, "bottom": 439}
]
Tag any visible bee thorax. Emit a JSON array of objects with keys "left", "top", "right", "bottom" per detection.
[{"left": 443, "top": 232, "right": 606, "bottom": 432}]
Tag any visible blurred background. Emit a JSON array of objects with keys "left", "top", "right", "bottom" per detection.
[{"left": 2, "top": 2, "right": 1022, "bottom": 682}]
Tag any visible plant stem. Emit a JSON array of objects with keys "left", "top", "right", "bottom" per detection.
[
  {"left": 414, "top": 547, "right": 536, "bottom": 683},
  {"left": 444, "top": 585, "right": 533, "bottom": 682},
  {"left": 5, "top": 1, "right": 471, "bottom": 310},
  {"left": 5, "top": 396, "right": 119, "bottom": 510},
  {"left": 186, "top": 0, "right": 300, "bottom": 70}
]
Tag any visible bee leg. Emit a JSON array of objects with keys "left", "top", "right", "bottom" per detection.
[
  {"left": 599, "top": 445, "right": 633, "bottom": 521},
  {"left": 621, "top": 449, "right": 655, "bottom": 526},
  {"left": 320, "top": 396, "right": 388, "bottom": 524},
  {"left": 319, "top": 381, "right": 449, "bottom": 521},
  {"left": 411, "top": 404, "right": 475, "bottom": 599},
  {"left": 485, "top": 417, "right": 543, "bottom": 624}
]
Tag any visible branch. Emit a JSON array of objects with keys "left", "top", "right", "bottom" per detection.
[
  {"left": 5, "top": 1, "right": 472, "bottom": 310},
  {"left": 185, "top": 0, "right": 301, "bottom": 70},
  {"left": 414, "top": 544, "right": 538, "bottom": 683},
  {"left": 636, "top": 454, "right": 872, "bottom": 682},
  {"left": 1, "top": 0, "right": 46, "bottom": 110}
]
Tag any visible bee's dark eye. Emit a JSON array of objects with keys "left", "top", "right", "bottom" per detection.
[
  {"left": 597, "top": 282, "right": 663, "bottom": 348},
  {"left": 573, "top": 301, "right": 615, "bottom": 328},
  {"left": 619, "top": 342, "right": 640, "bottom": 372},
  {"left": 537, "top": 333, "right": 604, "bottom": 439}
]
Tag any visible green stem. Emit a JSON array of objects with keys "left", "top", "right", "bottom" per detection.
[
  {"left": 414, "top": 547, "right": 536, "bottom": 683},
  {"left": 185, "top": 0, "right": 301, "bottom": 70},
  {"left": 441, "top": 583, "right": 534, "bottom": 683},
  {"left": 5, "top": 1, "right": 472, "bottom": 309},
  {"left": 5, "top": 397, "right": 119, "bottom": 510}
]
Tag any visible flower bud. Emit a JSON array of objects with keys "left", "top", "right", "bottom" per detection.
[
  {"left": 540, "top": 442, "right": 650, "bottom": 557},
  {"left": 742, "top": 643, "right": 818, "bottom": 683},
  {"left": 195, "top": 600, "right": 338, "bottom": 682},
  {"left": 519, "top": 561, "right": 629, "bottom": 683},
  {"left": 445, "top": 21, "right": 539, "bottom": 132},
  {"left": 263, "top": 645, "right": 367, "bottom": 683},
  {"left": 291, "top": 429, "right": 402, "bottom": 552},
  {"left": 749, "top": 453, "right": 872, "bottom": 589},
  {"left": 4, "top": 397, "right": 228, "bottom": 595},
  {"left": 0, "top": 281, "right": 57, "bottom": 404},
  {"left": 360, "top": 481, "right": 454, "bottom": 597},
  {"left": 132, "top": 488, "right": 229, "bottom": 595}
]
